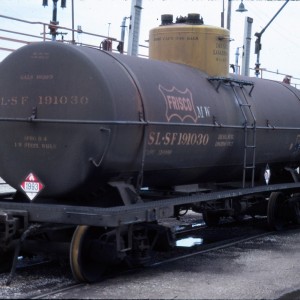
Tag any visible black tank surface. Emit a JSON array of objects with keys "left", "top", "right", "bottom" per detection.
[{"left": 0, "top": 42, "right": 300, "bottom": 201}]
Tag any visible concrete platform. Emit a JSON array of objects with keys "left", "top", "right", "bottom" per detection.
[{"left": 50, "top": 227, "right": 300, "bottom": 299}]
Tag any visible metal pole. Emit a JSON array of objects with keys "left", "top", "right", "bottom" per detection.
[
  {"left": 127, "top": 0, "right": 143, "bottom": 56},
  {"left": 254, "top": 0, "right": 289, "bottom": 77},
  {"left": 120, "top": 17, "right": 127, "bottom": 42},
  {"left": 221, "top": 0, "right": 225, "bottom": 28},
  {"left": 43, "top": 24, "right": 46, "bottom": 41},
  {"left": 108, "top": 23, "right": 111, "bottom": 37},
  {"left": 71, "top": 0, "right": 75, "bottom": 44},
  {"left": 241, "top": 17, "right": 253, "bottom": 76},
  {"left": 235, "top": 47, "right": 240, "bottom": 75},
  {"left": 51, "top": 0, "right": 58, "bottom": 41},
  {"left": 227, "top": 0, "right": 232, "bottom": 31},
  {"left": 52, "top": 0, "right": 57, "bottom": 22}
]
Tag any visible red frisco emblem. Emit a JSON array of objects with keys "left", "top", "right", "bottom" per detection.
[
  {"left": 159, "top": 85, "right": 198, "bottom": 123},
  {"left": 20, "top": 172, "right": 44, "bottom": 201}
]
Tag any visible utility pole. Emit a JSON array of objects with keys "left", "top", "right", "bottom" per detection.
[{"left": 254, "top": 0, "right": 289, "bottom": 77}]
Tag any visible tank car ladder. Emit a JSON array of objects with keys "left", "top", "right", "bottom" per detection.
[
  {"left": 208, "top": 77, "right": 256, "bottom": 188},
  {"left": 231, "top": 79, "right": 256, "bottom": 188}
]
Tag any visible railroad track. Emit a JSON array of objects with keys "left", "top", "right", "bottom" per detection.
[
  {"left": 152, "top": 230, "right": 272, "bottom": 267},
  {"left": 31, "top": 231, "right": 274, "bottom": 299},
  {"left": 0, "top": 215, "right": 276, "bottom": 299}
]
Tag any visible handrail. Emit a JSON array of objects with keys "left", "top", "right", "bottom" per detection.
[
  {"left": 0, "top": 14, "right": 150, "bottom": 58},
  {"left": 0, "top": 28, "right": 49, "bottom": 40},
  {"left": 0, "top": 14, "right": 118, "bottom": 41},
  {"left": 0, "top": 14, "right": 123, "bottom": 54}
]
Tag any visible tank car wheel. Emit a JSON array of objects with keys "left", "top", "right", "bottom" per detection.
[
  {"left": 202, "top": 211, "right": 220, "bottom": 227},
  {"left": 70, "top": 225, "right": 109, "bottom": 282},
  {"left": 267, "top": 192, "right": 289, "bottom": 230}
]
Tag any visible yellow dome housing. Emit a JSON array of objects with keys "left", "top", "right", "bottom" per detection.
[{"left": 149, "top": 14, "right": 230, "bottom": 77}]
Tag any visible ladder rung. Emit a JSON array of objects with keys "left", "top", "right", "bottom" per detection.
[
  {"left": 244, "top": 165, "right": 255, "bottom": 169},
  {"left": 231, "top": 83, "right": 257, "bottom": 188}
]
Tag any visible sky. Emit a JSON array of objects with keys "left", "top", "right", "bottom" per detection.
[{"left": 0, "top": 0, "right": 299, "bottom": 85}]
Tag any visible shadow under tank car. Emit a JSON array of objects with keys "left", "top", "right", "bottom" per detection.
[{"left": 0, "top": 13, "right": 300, "bottom": 282}]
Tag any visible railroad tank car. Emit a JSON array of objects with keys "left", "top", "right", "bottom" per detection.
[
  {"left": 1, "top": 32, "right": 300, "bottom": 200},
  {"left": 0, "top": 13, "right": 300, "bottom": 283}
]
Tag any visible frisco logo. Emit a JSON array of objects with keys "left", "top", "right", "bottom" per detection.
[{"left": 159, "top": 85, "right": 198, "bottom": 123}]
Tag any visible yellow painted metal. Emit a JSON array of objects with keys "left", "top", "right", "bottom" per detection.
[
  {"left": 70, "top": 225, "right": 88, "bottom": 282},
  {"left": 149, "top": 24, "right": 230, "bottom": 76}
]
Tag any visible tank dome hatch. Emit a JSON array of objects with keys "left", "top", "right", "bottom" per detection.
[{"left": 149, "top": 13, "right": 230, "bottom": 76}]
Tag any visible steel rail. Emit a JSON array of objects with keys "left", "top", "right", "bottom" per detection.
[
  {"left": 152, "top": 231, "right": 273, "bottom": 267},
  {"left": 27, "top": 220, "right": 284, "bottom": 299}
]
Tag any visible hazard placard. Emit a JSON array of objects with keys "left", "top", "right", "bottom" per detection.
[{"left": 20, "top": 172, "right": 44, "bottom": 201}]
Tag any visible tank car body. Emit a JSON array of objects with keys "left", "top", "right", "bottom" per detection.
[
  {"left": 0, "top": 14, "right": 300, "bottom": 283},
  {"left": 1, "top": 42, "right": 300, "bottom": 201}
]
